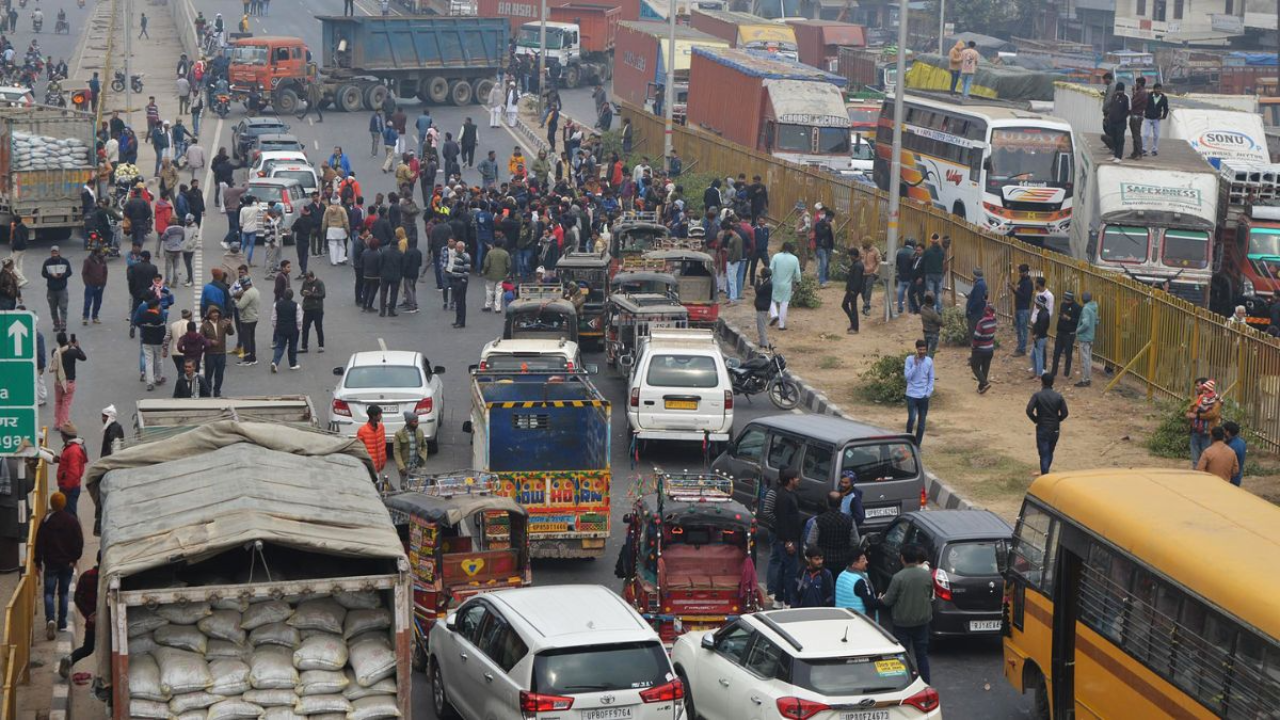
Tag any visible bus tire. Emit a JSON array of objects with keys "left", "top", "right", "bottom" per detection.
[
  {"left": 1026, "top": 665, "right": 1050, "bottom": 720},
  {"left": 337, "top": 84, "right": 363, "bottom": 112},
  {"left": 472, "top": 78, "right": 494, "bottom": 105},
  {"left": 365, "top": 84, "right": 389, "bottom": 112},
  {"left": 426, "top": 76, "right": 450, "bottom": 104},
  {"left": 448, "top": 79, "right": 472, "bottom": 106}
]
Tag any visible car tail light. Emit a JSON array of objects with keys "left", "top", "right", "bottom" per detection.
[
  {"left": 639, "top": 679, "right": 684, "bottom": 703},
  {"left": 920, "top": 487, "right": 928, "bottom": 510},
  {"left": 566, "top": 361, "right": 575, "bottom": 371},
  {"left": 902, "top": 686, "right": 940, "bottom": 713},
  {"left": 284, "top": 199, "right": 294, "bottom": 214},
  {"left": 630, "top": 387, "right": 639, "bottom": 408},
  {"left": 519, "top": 691, "right": 574, "bottom": 713},
  {"left": 257, "top": 171, "right": 266, "bottom": 177},
  {"left": 332, "top": 399, "right": 351, "bottom": 417},
  {"left": 478, "top": 360, "right": 489, "bottom": 370},
  {"left": 414, "top": 397, "right": 433, "bottom": 414},
  {"left": 723, "top": 389, "right": 734, "bottom": 410},
  {"left": 933, "top": 568, "right": 952, "bottom": 602},
  {"left": 776, "top": 697, "right": 830, "bottom": 720}
]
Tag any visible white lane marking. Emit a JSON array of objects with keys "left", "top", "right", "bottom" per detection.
[{"left": 194, "top": 116, "right": 224, "bottom": 319}]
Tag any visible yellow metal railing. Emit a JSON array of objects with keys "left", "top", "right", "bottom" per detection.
[
  {"left": 620, "top": 101, "right": 1280, "bottom": 450},
  {"left": 0, "top": 431, "right": 51, "bottom": 720}
]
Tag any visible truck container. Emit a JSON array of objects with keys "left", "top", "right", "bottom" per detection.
[
  {"left": 463, "top": 370, "right": 612, "bottom": 559},
  {"left": 229, "top": 16, "right": 507, "bottom": 114},
  {"left": 836, "top": 45, "right": 904, "bottom": 93},
  {"left": 687, "top": 46, "right": 849, "bottom": 171},
  {"left": 0, "top": 106, "right": 96, "bottom": 240},
  {"left": 690, "top": 9, "right": 798, "bottom": 62},
  {"left": 511, "top": 3, "right": 619, "bottom": 88},
  {"left": 784, "top": 19, "right": 865, "bottom": 72},
  {"left": 477, "top": 0, "right": 641, "bottom": 32},
  {"left": 1071, "top": 133, "right": 1220, "bottom": 305},
  {"left": 86, "top": 421, "right": 412, "bottom": 718},
  {"left": 132, "top": 396, "right": 319, "bottom": 441},
  {"left": 612, "top": 21, "right": 727, "bottom": 111}
]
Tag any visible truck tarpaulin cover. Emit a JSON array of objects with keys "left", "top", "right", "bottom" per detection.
[
  {"left": 1169, "top": 109, "right": 1270, "bottom": 168},
  {"left": 765, "top": 79, "right": 848, "bottom": 127},
  {"left": 905, "top": 53, "right": 1055, "bottom": 101}
]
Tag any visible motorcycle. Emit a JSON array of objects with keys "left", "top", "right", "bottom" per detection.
[
  {"left": 31, "top": 16, "right": 41, "bottom": 32},
  {"left": 54, "top": 18, "right": 67, "bottom": 33},
  {"left": 213, "top": 92, "right": 230, "bottom": 118},
  {"left": 111, "top": 71, "right": 143, "bottom": 93},
  {"left": 726, "top": 346, "right": 801, "bottom": 410},
  {"left": 44, "top": 88, "right": 64, "bottom": 106}
]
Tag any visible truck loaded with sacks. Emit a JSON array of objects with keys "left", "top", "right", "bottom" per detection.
[
  {"left": 228, "top": 15, "right": 508, "bottom": 114},
  {"left": 0, "top": 105, "right": 96, "bottom": 241},
  {"left": 84, "top": 421, "right": 412, "bottom": 720}
]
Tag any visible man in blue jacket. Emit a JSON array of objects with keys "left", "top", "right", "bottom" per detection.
[{"left": 965, "top": 266, "right": 988, "bottom": 337}]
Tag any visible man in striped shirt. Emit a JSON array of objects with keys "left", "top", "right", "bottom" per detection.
[{"left": 970, "top": 303, "right": 997, "bottom": 394}]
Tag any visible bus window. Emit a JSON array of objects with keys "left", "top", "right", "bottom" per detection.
[{"left": 1009, "top": 501, "right": 1057, "bottom": 591}]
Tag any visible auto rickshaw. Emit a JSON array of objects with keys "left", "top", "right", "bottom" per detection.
[
  {"left": 605, "top": 292, "right": 689, "bottom": 371},
  {"left": 616, "top": 471, "right": 761, "bottom": 645},
  {"left": 610, "top": 213, "right": 671, "bottom": 275},
  {"left": 612, "top": 270, "right": 679, "bottom": 299},
  {"left": 642, "top": 249, "right": 720, "bottom": 325},
  {"left": 504, "top": 284, "right": 579, "bottom": 343},
  {"left": 383, "top": 471, "right": 531, "bottom": 671},
  {"left": 554, "top": 251, "right": 612, "bottom": 350}
]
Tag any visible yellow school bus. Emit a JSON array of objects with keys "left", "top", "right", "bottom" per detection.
[{"left": 1002, "top": 468, "right": 1280, "bottom": 719}]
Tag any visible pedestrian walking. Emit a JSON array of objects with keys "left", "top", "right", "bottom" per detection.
[
  {"left": 356, "top": 405, "right": 388, "bottom": 476},
  {"left": 841, "top": 247, "right": 864, "bottom": 333},
  {"left": 505, "top": 81, "right": 519, "bottom": 126},
  {"left": 769, "top": 469, "right": 802, "bottom": 608},
  {"left": 270, "top": 288, "right": 302, "bottom": 372},
  {"left": 381, "top": 123, "right": 399, "bottom": 173},
  {"left": 965, "top": 266, "right": 987, "bottom": 337},
  {"left": 262, "top": 203, "right": 283, "bottom": 274},
  {"left": 9, "top": 215, "right": 28, "bottom": 288},
  {"left": 1144, "top": 83, "right": 1168, "bottom": 156},
  {"left": 1050, "top": 291, "right": 1081, "bottom": 379},
  {"left": 173, "top": 358, "right": 211, "bottom": 398},
  {"left": 34, "top": 491, "right": 82, "bottom": 641},
  {"left": 481, "top": 239, "right": 510, "bottom": 312},
  {"left": 369, "top": 111, "right": 384, "bottom": 157},
  {"left": 299, "top": 271, "right": 325, "bottom": 353},
  {"left": 134, "top": 297, "right": 167, "bottom": 391},
  {"left": 402, "top": 237, "right": 422, "bottom": 313},
  {"left": 1196, "top": 426, "right": 1239, "bottom": 483},
  {"left": 161, "top": 219, "right": 185, "bottom": 286},
  {"left": 233, "top": 274, "right": 260, "bottom": 366},
  {"left": 460, "top": 117, "right": 477, "bottom": 167},
  {"left": 1128, "top": 77, "right": 1148, "bottom": 160},
  {"left": 448, "top": 238, "right": 471, "bottom": 328},
  {"left": 1009, "top": 263, "right": 1032, "bottom": 355},
  {"left": 393, "top": 411, "right": 428, "bottom": 490},
  {"left": 768, "top": 242, "right": 801, "bottom": 330},
  {"left": 138, "top": 12, "right": 149, "bottom": 38},
  {"left": 1186, "top": 378, "right": 1221, "bottom": 468},
  {"left": 919, "top": 296, "right": 941, "bottom": 357},
  {"left": 1075, "top": 292, "right": 1098, "bottom": 387},
  {"left": 1031, "top": 294, "right": 1050, "bottom": 379},
  {"left": 56, "top": 560, "right": 97, "bottom": 680},
  {"left": 971, "top": 303, "right": 996, "bottom": 394},
  {"left": 753, "top": 269, "right": 772, "bottom": 347},
  {"left": 200, "top": 307, "right": 234, "bottom": 397},
  {"left": 904, "top": 339, "right": 933, "bottom": 445},
  {"left": 1027, "top": 373, "right": 1069, "bottom": 475},
  {"left": 239, "top": 195, "right": 261, "bottom": 265},
  {"left": 323, "top": 196, "right": 350, "bottom": 265},
  {"left": 893, "top": 239, "right": 914, "bottom": 314},
  {"left": 1224, "top": 421, "right": 1246, "bottom": 487},
  {"left": 41, "top": 246, "right": 71, "bottom": 331},
  {"left": 80, "top": 248, "right": 107, "bottom": 324},
  {"left": 879, "top": 544, "right": 934, "bottom": 683},
  {"left": 164, "top": 308, "right": 191, "bottom": 374}
]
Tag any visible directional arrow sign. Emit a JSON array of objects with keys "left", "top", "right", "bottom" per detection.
[{"left": 0, "top": 311, "right": 37, "bottom": 455}]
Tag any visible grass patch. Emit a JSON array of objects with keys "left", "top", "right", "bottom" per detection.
[
  {"left": 791, "top": 274, "right": 823, "bottom": 308},
  {"left": 859, "top": 353, "right": 909, "bottom": 405},
  {"left": 940, "top": 306, "right": 970, "bottom": 346},
  {"left": 930, "top": 448, "right": 1039, "bottom": 505},
  {"left": 818, "top": 356, "right": 843, "bottom": 370}
]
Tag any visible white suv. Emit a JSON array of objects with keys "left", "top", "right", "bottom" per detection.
[
  {"left": 627, "top": 328, "right": 733, "bottom": 446},
  {"left": 429, "top": 585, "right": 685, "bottom": 720},
  {"left": 672, "top": 608, "right": 941, "bottom": 720},
  {"left": 477, "top": 337, "right": 585, "bottom": 373}
]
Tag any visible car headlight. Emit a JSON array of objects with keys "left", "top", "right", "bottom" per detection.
[{"left": 1243, "top": 277, "right": 1256, "bottom": 296}]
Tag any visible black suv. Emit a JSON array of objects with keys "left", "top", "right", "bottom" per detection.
[
  {"left": 867, "top": 510, "right": 1012, "bottom": 638},
  {"left": 232, "top": 117, "right": 290, "bottom": 161}
]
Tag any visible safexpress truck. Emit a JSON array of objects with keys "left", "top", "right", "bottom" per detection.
[
  {"left": 1072, "top": 133, "right": 1221, "bottom": 304},
  {"left": 463, "top": 370, "right": 611, "bottom": 558}
]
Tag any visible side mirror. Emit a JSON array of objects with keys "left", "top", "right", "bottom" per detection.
[
  {"left": 864, "top": 532, "right": 882, "bottom": 548},
  {"left": 619, "top": 354, "right": 635, "bottom": 369},
  {"left": 332, "top": 366, "right": 344, "bottom": 376},
  {"left": 584, "top": 363, "right": 599, "bottom": 374},
  {"left": 445, "top": 612, "right": 457, "bottom": 630},
  {"left": 701, "top": 633, "right": 715, "bottom": 650},
  {"left": 461, "top": 420, "right": 473, "bottom": 434},
  {"left": 622, "top": 513, "right": 633, "bottom": 524},
  {"left": 468, "top": 363, "right": 479, "bottom": 373},
  {"left": 725, "top": 357, "right": 741, "bottom": 369},
  {"left": 434, "top": 365, "right": 446, "bottom": 374}
]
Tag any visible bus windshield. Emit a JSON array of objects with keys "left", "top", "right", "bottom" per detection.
[
  {"left": 1248, "top": 227, "right": 1280, "bottom": 257},
  {"left": 231, "top": 46, "right": 269, "bottom": 65},
  {"left": 988, "top": 127, "right": 1073, "bottom": 185},
  {"left": 519, "top": 27, "right": 563, "bottom": 49}
]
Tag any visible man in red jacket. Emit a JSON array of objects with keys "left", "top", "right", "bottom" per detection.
[
  {"left": 55, "top": 424, "right": 88, "bottom": 516},
  {"left": 35, "top": 492, "right": 83, "bottom": 639}
]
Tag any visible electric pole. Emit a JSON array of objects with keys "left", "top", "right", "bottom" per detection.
[
  {"left": 663, "top": 0, "right": 676, "bottom": 163},
  {"left": 884, "top": 0, "right": 909, "bottom": 322}
]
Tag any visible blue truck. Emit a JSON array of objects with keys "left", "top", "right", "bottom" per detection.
[
  {"left": 463, "top": 370, "right": 613, "bottom": 559},
  {"left": 228, "top": 15, "right": 508, "bottom": 114}
]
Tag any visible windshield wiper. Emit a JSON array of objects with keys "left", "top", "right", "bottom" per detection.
[{"left": 561, "top": 684, "right": 611, "bottom": 691}]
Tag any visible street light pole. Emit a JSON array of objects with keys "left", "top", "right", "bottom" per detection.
[
  {"left": 537, "top": 0, "right": 547, "bottom": 116},
  {"left": 937, "top": 0, "right": 946, "bottom": 55},
  {"left": 884, "top": 0, "right": 909, "bottom": 322},
  {"left": 124, "top": 0, "right": 132, "bottom": 126},
  {"left": 662, "top": 0, "right": 676, "bottom": 163}
]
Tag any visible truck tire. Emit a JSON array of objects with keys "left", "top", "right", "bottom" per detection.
[
  {"left": 472, "top": 79, "right": 494, "bottom": 106},
  {"left": 274, "top": 87, "right": 300, "bottom": 115},
  {"left": 365, "top": 84, "right": 389, "bottom": 112},
  {"left": 425, "top": 76, "right": 449, "bottom": 104},
  {"left": 448, "top": 80, "right": 472, "bottom": 106},
  {"left": 564, "top": 64, "right": 581, "bottom": 89},
  {"left": 337, "top": 84, "right": 363, "bottom": 112}
]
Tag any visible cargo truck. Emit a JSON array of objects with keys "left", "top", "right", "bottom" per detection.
[
  {"left": 687, "top": 46, "right": 850, "bottom": 171},
  {"left": 462, "top": 369, "right": 612, "bottom": 559},
  {"left": 1071, "top": 133, "right": 1220, "bottom": 305},
  {"left": 1209, "top": 161, "right": 1280, "bottom": 323},
  {"left": 86, "top": 420, "right": 412, "bottom": 716},
  {"left": 0, "top": 105, "right": 96, "bottom": 241},
  {"left": 690, "top": 9, "right": 798, "bottom": 62},
  {"left": 228, "top": 15, "right": 507, "bottom": 114},
  {"left": 132, "top": 396, "right": 318, "bottom": 441},
  {"left": 476, "top": 0, "right": 642, "bottom": 31},
  {"left": 784, "top": 19, "right": 865, "bottom": 72},
  {"left": 512, "top": 3, "right": 620, "bottom": 88},
  {"left": 836, "top": 45, "right": 905, "bottom": 94},
  {"left": 612, "top": 21, "right": 728, "bottom": 115}
]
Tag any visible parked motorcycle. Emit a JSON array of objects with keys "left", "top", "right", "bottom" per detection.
[
  {"left": 727, "top": 346, "right": 801, "bottom": 410},
  {"left": 44, "top": 88, "right": 65, "bottom": 107},
  {"left": 111, "top": 71, "right": 144, "bottom": 93}
]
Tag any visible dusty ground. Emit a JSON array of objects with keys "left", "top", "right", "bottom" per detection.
[{"left": 721, "top": 285, "right": 1280, "bottom": 522}]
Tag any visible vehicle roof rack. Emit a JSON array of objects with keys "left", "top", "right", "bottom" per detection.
[
  {"left": 661, "top": 471, "right": 734, "bottom": 501},
  {"left": 401, "top": 470, "right": 501, "bottom": 497},
  {"left": 756, "top": 613, "right": 805, "bottom": 652}
]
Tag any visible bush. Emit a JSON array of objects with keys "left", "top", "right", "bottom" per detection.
[
  {"left": 791, "top": 274, "right": 823, "bottom": 308},
  {"left": 860, "top": 353, "right": 910, "bottom": 404},
  {"left": 940, "top": 306, "right": 970, "bottom": 346},
  {"left": 1146, "top": 399, "right": 1249, "bottom": 459}
]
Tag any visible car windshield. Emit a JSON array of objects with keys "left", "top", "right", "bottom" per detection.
[
  {"left": 1162, "top": 229, "right": 1209, "bottom": 269},
  {"left": 484, "top": 353, "right": 571, "bottom": 371},
  {"left": 510, "top": 310, "right": 572, "bottom": 332},
  {"left": 1100, "top": 225, "right": 1148, "bottom": 263},
  {"left": 519, "top": 27, "right": 564, "bottom": 49},
  {"left": 248, "top": 185, "right": 286, "bottom": 203},
  {"left": 646, "top": 354, "right": 718, "bottom": 388},
  {"left": 343, "top": 365, "right": 422, "bottom": 389},
  {"left": 261, "top": 141, "right": 302, "bottom": 152},
  {"left": 851, "top": 142, "right": 874, "bottom": 161},
  {"left": 941, "top": 540, "right": 1007, "bottom": 577},
  {"left": 231, "top": 46, "right": 268, "bottom": 65},
  {"left": 790, "top": 653, "right": 916, "bottom": 695},
  {"left": 532, "top": 642, "right": 670, "bottom": 695},
  {"left": 840, "top": 442, "right": 918, "bottom": 483},
  {"left": 847, "top": 106, "right": 879, "bottom": 129},
  {"left": 1249, "top": 227, "right": 1280, "bottom": 257},
  {"left": 275, "top": 170, "right": 316, "bottom": 189}
]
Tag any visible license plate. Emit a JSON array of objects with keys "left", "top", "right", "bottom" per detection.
[
  {"left": 665, "top": 399, "right": 698, "bottom": 410},
  {"left": 581, "top": 708, "right": 633, "bottom": 720},
  {"left": 864, "top": 507, "right": 900, "bottom": 519},
  {"left": 379, "top": 404, "right": 397, "bottom": 414},
  {"left": 970, "top": 620, "right": 1002, "bottom": 631},
  {"left": 841, "top": 712, "right": 890, "bottom": 720}
]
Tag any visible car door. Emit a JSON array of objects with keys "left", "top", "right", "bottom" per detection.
[
  {"left": 694, "top": 621, "right": 755, "bottom": 720},
  {"left": 734, "top": 636, "right": 787, "bottom": 720},
  {"left": 872, "top": 518, "right": 912, "bottom": 589},
  {"left": 475, "top": 611, "right": 529, "bottom": 720},
  {"left": 447, "top": 601, "right": 492, "bottom": 720},
  {"left": 714, "top": 424, "right": 768, "bottom": 506},
  {"left": 798, "top": 441, "right": 835, "bottom": 520}
]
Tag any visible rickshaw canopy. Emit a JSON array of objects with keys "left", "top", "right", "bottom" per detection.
[{"left": 384, "top": 492, "right": 528, "bottom": 528}]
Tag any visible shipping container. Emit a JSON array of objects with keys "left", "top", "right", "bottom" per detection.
[
  {"left": 785, "top": 19, "right": 865, "bottom": 71},
  {"left": 690, "top": 9, "right": 798, "bottom": 61},
  {"left": 1220, "top": 64, "right": 1275, "bottom": 95},
  {"left": 0, "top": 105, "right": 96, "bottom": 237},
  {"left": 613, "top": 20, "right": 727, "bottom": 109},
  {"left": 547, "top": 2, "right": 620, "bottom": 52},
  {"left": 476, "top": 0, "right": 640, "bottom": 32}
]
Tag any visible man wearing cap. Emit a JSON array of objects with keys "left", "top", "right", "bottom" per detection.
[
  {"left": 1051, "top": 290, "right": 1081, "bottom": 379},
  {"left": 1075, "top": 292, "right": 1099, "bottom": 387},
  {"left": 965, "top": 267, "right": 987, "bottom": 338},
  {"left": 393, "top": 410, "right": 428, "bottom": 489},
  {"left": 41, "top": 246, "right": 72, "bottom": 331},
  {"left": 34, "top": 491, "right": 82, "bottom": 640},
  {"left": 54, "top": 424, "right": 87, "bottom": 516}
]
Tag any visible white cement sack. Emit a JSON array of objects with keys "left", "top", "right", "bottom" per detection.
[
  {"left": 208, "top": 659, "right": 252, "bottom": 696},
  {"left": 241, "top": 600, "right": 293, "bottom": 630},
  {"left": 128, "top": 607, "right": 169, "bottom": 637},
  {"left": 297, "top": 669, "right": 348, "bottom": 696},
  {"left": 287, "top": 598, "right": 346, "bottom": 635},
  {"left": 293, "top": 694, "right": 352, "bottom": 715},
  {"left": 154, "top": 647, "right": 214, "bottom": 695},
  {"left": 155, "top": 624, "right": 209, "bottom": 654},
  {"left": 169, "top": 691, "right": 224, "bottom": 714},
  {"left": 128, "top": 653, "right": 168, "bottom": 702},
  {"left": 250, "top": 622, "right": 301, "bottom": 649},
  {"left": 250, "top": 646, "right": 301, "bottom": 690},
  {"left": 342, "top": 609, "right": 391, "bottom": 640},
  {"left": 157, "top": 602, "right": 213, "bottom": 625},
  {"left": 293, "top": 634, "right": 348, "bottom": 672},
  {"left": 199, "top": 610, "right": 247, "bottom": 645},
  {"left": 349, "top": 695, "right": 402, "bottom": 720},
  {"left": 206, "top": 698, "right": 266, "bottom": 720},
  {"left": 348, "top": 636, "right": 396, "bottom": 688}
]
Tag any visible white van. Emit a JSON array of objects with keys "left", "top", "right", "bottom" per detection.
[{"left": 627, "top": 327, "right": 733, "bottom": 446}]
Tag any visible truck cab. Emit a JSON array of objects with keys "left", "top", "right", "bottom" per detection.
[{"left": 228, "top": 36, "right": 312, "bottom": 114}]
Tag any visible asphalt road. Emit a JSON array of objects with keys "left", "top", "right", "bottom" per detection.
[{"left": 36, "top": 0, "right": 1030, "bottom": 715}]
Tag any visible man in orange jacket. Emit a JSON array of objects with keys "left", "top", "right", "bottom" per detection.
[{"left": 356, "top": 404, "right": 387, "bottom": 474}]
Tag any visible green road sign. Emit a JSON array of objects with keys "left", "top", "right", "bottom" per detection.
[{"left": 0, "top": 311, "right": 37, "bottom": 455}]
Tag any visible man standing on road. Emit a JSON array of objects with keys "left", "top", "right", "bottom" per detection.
[
  {"left": 806, "top": 492, "right": 859, "bottom": 574},
  {"left": 173, "top": 358, "right": 211, "bottom": 398},
  {"left": 904, "top": 339, "right": 933, "bottom": 446},
  {"left": 1075, "top": 292, "right": 1098, "bottom": 387},
  {"left": 771, "top": 469, "right": 802, "bottom": 609},
  {"left": 1009, "top": 264, "right": 1032, "bottom": 356},
  {"left": 393, "top": 411, "right": 428, "bottom": 490},
  {"left": 459, "top": 118, "right": 477, "bottom": 168},
  {"left": 357, "top": 405, "right": 388, "bottom": 476},
  {"left": 378, "top": 237, "right": 403, "bottom": 317},
  {"left": 1051, "top": 290, "right": 1081, "bottom": 379},
  {"left": 233, "top": 273, "right": 260, "bottom": 366},
  {"left": 488, "top": 80, "right": 504, "bottom": 128},
  {"left": 42, "top": 246, "right": 71, "bottom": 332},
  {"left": 134, "top": 297, "right": 167, "bottom": 391},
  {"left": 34, "top": 492, "right": 82, "bottom": 641},
  {"left": 200, "top": 307, "right": 234, "bottom": 397},
  {"left": 971, "top": 303, "right": 997, "bottom": 394},
  {"left": 270, "top": 288, "right": 302, "bottom": 372},
  {"left": 879, "top": 544, "right": 934, "bottom": 683},
  {"left": 768, "top": 242, "right": 801, "bottom": 331},
  {"left": 1027, "top": 373, "right": 1069, "bottom": 475},
  {"left": 481, "top": 239, "right": 510, "bottom": 313},
  {"left": 448, "top": 238, "right": 471, "bottom": 328},
  {"left": 299, "top": 271, "right": 325, "bottom": 353},
  {"left": 369, "top": 111, "right": 385, "bottom": 157},
  {"left": 1143, "top": 82, "right": 1169, "bottom": 156},
  {"left": 478, "top": 150, "right": 498, "bottom": 189},
  {"left": 965, "top": 267, "right": 987, "bottom": 337}
]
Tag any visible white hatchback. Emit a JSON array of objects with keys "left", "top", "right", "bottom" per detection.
[
  {"left": 328, "top": 348, "right": 446, "bottom": 452},
  {"left": 429, "top": 585, "right": 685, "bottom": 720},
  {"left": 671, "top": 608, "right": 942, "bottom": 720},
  {"left": 627, "top": 328, "right": 733, "bottom": 445}
]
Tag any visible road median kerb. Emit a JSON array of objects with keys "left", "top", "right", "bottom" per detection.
[{"left": 715, "top": 318, "right": 976, "bottom": 513}]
